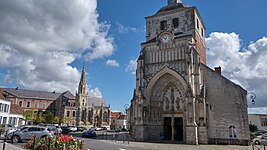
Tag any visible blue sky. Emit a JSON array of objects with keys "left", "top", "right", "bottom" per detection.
[{"left": 0, "top": 0, "right": 266, "bottom": 113}]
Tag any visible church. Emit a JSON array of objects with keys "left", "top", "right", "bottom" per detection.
[
  {"left": 1, "top": 64, "right": 111, "bottom": 129},
  {"left": 129, "top": 0, "right": 250, "bottom": 145}
]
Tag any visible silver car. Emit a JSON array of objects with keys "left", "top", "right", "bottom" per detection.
[{"left": 7, "top": 126, "right": 53, "bottom": 143}]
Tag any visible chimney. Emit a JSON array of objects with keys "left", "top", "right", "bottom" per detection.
[
  {"left": 214, "top": 66, "right": 221, "bottom": 75},
  {"left": 168, "top": 0, "right": 182, "bottom": 5}
]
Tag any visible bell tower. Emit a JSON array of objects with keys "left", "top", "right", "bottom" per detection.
[
  {"left": 130, "top": 0, "right": 207, "bottom": 145},
  {"left": 76, "top": 63, "right": 89, "bottom": 126}
]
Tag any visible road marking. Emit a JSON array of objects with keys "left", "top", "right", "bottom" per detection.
[{"left": 118, "top": 148, "right": 126, "bottom": 150}]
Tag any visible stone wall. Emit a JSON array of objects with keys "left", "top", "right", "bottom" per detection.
[{"left": 202, "top": 65, "right": 250, "bottom": 145}]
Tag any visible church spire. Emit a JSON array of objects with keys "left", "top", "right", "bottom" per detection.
[
  {"left": 168, "top": 0, "right": 182, "bottom": 5},
  {"left": 78, "top": 62, "right": 87, "bottom": 94}
]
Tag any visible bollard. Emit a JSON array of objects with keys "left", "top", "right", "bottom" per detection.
[
  {"left": 2, "top": 131, "right": 7, "bottom": 150},
  {"left": 105, "top": 132, "right": 107, "bottom": 140},
  {"left": 48, "top": 137, "right": 51, "bottom": 150},
  {"left": 11, "top": 132, "right": 14, "bottom": 144}
]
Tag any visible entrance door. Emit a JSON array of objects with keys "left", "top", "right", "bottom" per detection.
[
  {"left": 174, "top": 117, "right": 183, "bottom": 141},
  {"left": 163, "top": 117, "right": 172, "bottom": 140}
]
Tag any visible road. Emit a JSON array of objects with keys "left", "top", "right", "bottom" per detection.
[{"left": 10, "top": 131, "right": 252, "bottom": 150}]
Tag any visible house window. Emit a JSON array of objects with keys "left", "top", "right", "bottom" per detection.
[
  {"left": 201, "top": 28, "right": 204, "bottom": 37},
  {"left": 34, "top": 102, "right": 38, "bottom": 108},
  {"left": 172, "top": 18, "right": 179, "bottom": 28},
  {"left": 27, "top": 102, "right": 31, "bottom": 107},
  {"left": 72, "top": 111, "right": 76, "bottom": 117},
  {"left": 196, "top": 18, "right": 199, "bottom": 29},
  {"left": 160, "top": 20, "right": 167, "bottom": 30},
  {"left": 2, "top": 117, "right": 7, "bottom": 125},
  {"left": 67, "top": 102, "right": 70, "bottom": 106},
  {"left": 0, "top": 103, "right": 2, "bottom": 112},
  {"left": 261, "top": 118, "right": 267, "bottom": 126},
  {"left": 229, "top": 126, "right": 237, "bottom": 138},
  {"left": 19, "top": 101, "right": 22, "bottom": 107},
  {"left": 42, "top": 102, "right": 46, "bottom": 109},
  {"left": 82, "top": 99, "right": 85, "bottom": 106},
  {"left": 67, "top": 111, "right": 70, "bottom": 117}
]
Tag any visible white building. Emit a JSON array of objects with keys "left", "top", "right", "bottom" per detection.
[
  {"left": 116, "top": 115, "right": 127, "bottom": 130},
  {"left": 0, "top": 98, "right": 11, "bottom": 125},
  {"left": 9, "top": 104, "right": 24, "bottom": 127},
  {"left": 248, "top": 114, "right": 267, "bottom": 131}
]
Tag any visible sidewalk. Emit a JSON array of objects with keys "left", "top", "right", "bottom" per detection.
[{"left": 0, "top": 142, "right": 23, "bottom": 150}]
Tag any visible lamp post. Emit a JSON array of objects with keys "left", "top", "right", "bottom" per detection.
[{"left": 247, "top": 92, "right": 256, "bottom": 105}]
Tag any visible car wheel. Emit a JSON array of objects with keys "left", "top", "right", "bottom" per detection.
[
  {"left": 12, "top": 135, "right": 20, "bottom": 143},
  {"left": 255, "top": 140, "right": 261, "bottom": 145}
]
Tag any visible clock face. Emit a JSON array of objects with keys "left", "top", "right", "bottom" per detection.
[{"left": 160, "top": 34, "right": 171, "bottom": 44}]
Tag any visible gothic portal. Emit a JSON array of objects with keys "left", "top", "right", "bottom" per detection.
[{"left": 129, "top": 0, "right": 250, "bottom": 145}]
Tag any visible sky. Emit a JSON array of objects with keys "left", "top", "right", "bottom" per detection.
[{"left": 0, "top": 0, "right": 266, "bottom": 113}]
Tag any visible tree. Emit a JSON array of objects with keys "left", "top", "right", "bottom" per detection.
[
  {"left": 36, "top": 112, "right": 45, "bottom": 124},
  {"left": 44, "top": 112, "right": 54, "bottom": 124},
  {"left": 249, "top": 124, "right": 258, "bottom": 132},
  {"left": 54, "top": 116, "right": 59, "bottom": 124},
  {"left": 23, "top": 108, "right": 37, "bottom": 124}
]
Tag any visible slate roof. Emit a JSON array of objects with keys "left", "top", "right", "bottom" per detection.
[
  {"left": 0, "top": 89, "right": 5, "bottom": 99},
  {"left": 88, "top": 97, "right": 107, "bottom": 107},
  {"left": 157, "top": 3, "right": 188, "bottom": 14},
  {"left": 4, "top": 88, "right": 61, "bottom": 100},
  {"left": 111, "top": 112, "right": 122, "bottom": 119},
  {"left": 61, "top": 91, "right": 75, "bottom": 99},
  {"left": 10, "top": 104, "right": 23, "bottom": 115}
]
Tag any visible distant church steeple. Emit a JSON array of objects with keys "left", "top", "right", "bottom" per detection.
[
  {"left": 78, "top": 62, "right": 87, "bottom": 94},
  {"left": 168, "top": 0, "right": 182, "bottom": 5}
]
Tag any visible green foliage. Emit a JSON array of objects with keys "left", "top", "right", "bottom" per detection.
[
  {"left": 54, "top": 116, "right": 59, "bottom": 124},
  {"left": 44, "top": 112, "right": 54, "bottom": 124},
  {"left": 250, "top": 132, "right": 257, "bottom": 140},
  {"left": 36, "top": 112, "right": 45, "bottom": 124},
  {"left": 23, "top": 108, "right": 37, "bottom": 122},
  {"left": 249, "top": 124, "right": 258, "bottom": 132}
]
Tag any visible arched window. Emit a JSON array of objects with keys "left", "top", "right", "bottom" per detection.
[
  {"left": 229, "top": 126, "right": 237, "bottom": 138},
  {"left": 160, "top": 21, "right": 167, "bottom": 30},
  {"left": 82, "top": 99, "right": 85, "bottom": 106},
  {"left": 172, "top": 18, "right": 179, "bottom": 28},
  {"left": 103, "top": 111, "right": 108, "bottom": 122}
]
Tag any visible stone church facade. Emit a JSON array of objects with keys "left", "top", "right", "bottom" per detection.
[
  {"left": 76, "top": 66, "right": 111, "bottom": 128},
  {"left": 129, "top": 0, "right": 249, "bottom": 145},
  {"left": 76, "top": 65, "right": 111, "bottom": 128}
]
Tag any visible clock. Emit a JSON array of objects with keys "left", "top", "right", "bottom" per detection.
[{"left": 160, "top": 33, "right": 171, "bottom": 44}]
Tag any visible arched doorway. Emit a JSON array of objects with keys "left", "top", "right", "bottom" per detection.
[{"left": 147, "top": 68, "right": 188, "bottom": 142}]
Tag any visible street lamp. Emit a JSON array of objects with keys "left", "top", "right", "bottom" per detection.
[{"left": 247, "top": 92, "right": 256, "bottom": 105}]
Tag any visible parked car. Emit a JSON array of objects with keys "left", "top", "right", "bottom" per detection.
[
  {"left": 69, "top": 126, "right": 77, "bottom": 132},
  {"left": 254, "top": 133, "right": 267, "bottom": 145},
  {"left": 0, "top": 124, "right": 17, "bottom": 134},
  {"left": 7, "top": 126, "right": 53, "bottom": 143},
  {"left": 77, "top": 126, "right": 86, "bottom": 132},
  {"left": 55, "top": 126, "right": 62, "bottom": 135},
  {"left": 96, "top": 127, "right": 102, "bottom": 131},
  {"left": 82, "top": 130, "right": 96, "bottom": 138},
  {"left": 61, "top": 126, "right": 70, "bottom": 134}
]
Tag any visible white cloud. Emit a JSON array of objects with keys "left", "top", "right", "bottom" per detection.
[
  {"left": 88, "top": 87, "right": 102, "bottom": 98},
  {"left": 125, "top": 58, "right": 137, "bottom": 74},
  {"left": 206, "top": 32, "right": 267, "bottom": 108},
  {"left": 0, "top": 0, "right": 115, "bottom": 93},
  {"left": 116, "top": 22, "right": 138, "bottom": 34},
  {"left": 106, "top": 60, "right": 120, "bottom": 67}
]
